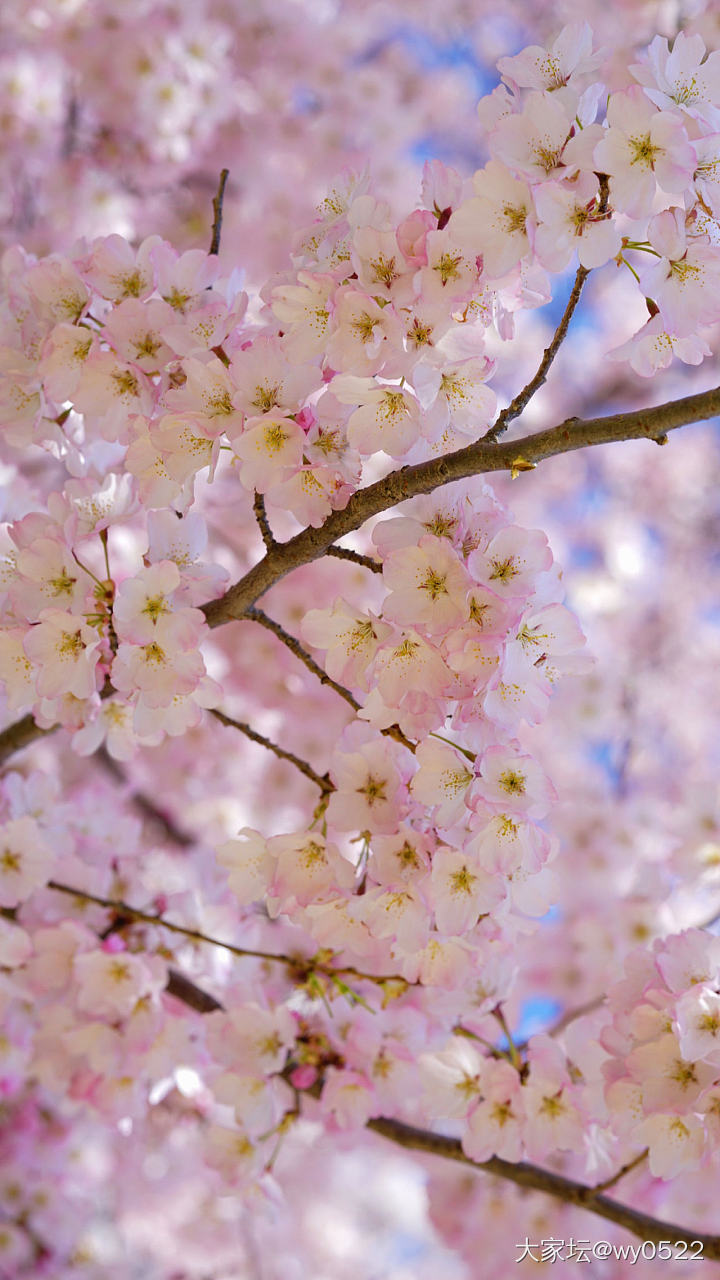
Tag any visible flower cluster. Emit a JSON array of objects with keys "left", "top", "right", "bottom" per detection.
[
  {"left": 1, "top": 15, "right": 720, "bottom": 1277},
  {"left": 601, "top": 931, "right": 720, "bottom": 1179}
]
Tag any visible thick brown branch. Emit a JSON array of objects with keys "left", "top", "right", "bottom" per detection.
[
  {"left": 209, "top": 168, "right": 229, "bottom": 256},
  {"left": 202, "top": 385, "right": 720, "bottom": 628},
  {"left": 210, "top": 707, "right": 332, "bottom": 793},
  {"left": 366, "top": 1117, "right": 720, "bottom": 1258},
  {"left": 2, "top": 386, "right": 719, "bottom": 770},
  {"left": 122, "top": 959, "right": 720, "bottom": 1257}
]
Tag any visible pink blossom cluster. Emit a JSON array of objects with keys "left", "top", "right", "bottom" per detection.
[
  {"left": 1, "top": 15, "right": 720, "bottom": 1276},
  {"left": 601, "top": 931, "right": 720, "bottom": 1179},
  {"left": 458, "top": 24, "right": 720, "bottom": 375},
  {"left": 4, "top": 13, "right": 720, "bottom": 752},
  {"left": 2, "top": 0, "right": 716, "bottom": 286}
]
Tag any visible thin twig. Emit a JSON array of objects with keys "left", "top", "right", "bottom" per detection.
[
  {"left": 253, "top": 493, "right": 275, "bottom": 550},
  {"left": 210, "top": 707, "right": 332, "bottom": 793},
  {"left": 97, "top": 748, "right": 195, "bottom": 847},
  {"left": 47, "top": 879, "right": 293, "bottom": 964},
  {"left": 544, "top": 995, "right": 606, "bottom": 1037},
  {"left": 453, "top": 1024, "right": 510, "bottom": 1062},
  {"left": 246, "top": 607, "right": 360, "bottom": 710},
  {"left": 481, "top": 177, "right": 609, "bottom": 446},
  {"left": 326, "top": 546, "right": 383, "bottom": 573},
  {"left": 209, "top": 168, "right": 230, "bottom": 256},
  {"left": 492, "top": 1005, "right": 523, "bottom": 1071},
  {"left": 47, "top": 880, "right": 406, "bottom": 988},
  {"left": 593, "top": 1150, "right": 648, "bottom": 1194},
  {"left": 515, "top": 995, "right": 606, "bottom": 1052},
  {"left": 482, "top": 264, "right": 589, "bottom": 444},
  {"left": 244, "top": 608, "right": 415, "bottom": 753}
]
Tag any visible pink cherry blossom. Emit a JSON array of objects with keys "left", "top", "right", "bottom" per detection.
[
  {"left": 23, "top": 610, "right": 101, "bottom": 700},
  {"left": 471, "top": 746, "right": 557, "bottom": 820},
  {"left": 497, "top": 22, "right": 603, "bottom": 97},
  {"left": 409, "top": 739, "right": 473, "bottom": 828},
  {"left": 464, "top": 1059, "right": 525, "bottom": 1162},
  {"left": 430, "top": 846, "right": 505, "bottom": 934},
  {"left": 382, "top": 536, "right": 471, "bottom": 633},
  {"left": 631, "top": 31, "right": 720, "bottom": 129},
  {"left": 231, "top": 414, "right": 305, "bottom": 492},
  {"left": 449, "top": 161, "right": 536, "bottom": 279},
  {"left": 73, "top": 947, "right": 166, "bottom": 1020},
  {"left": 534, "top": 174, "right": 622, "bottom": 272},
  {"left": 0, "top": 16, "right": 720, "bottom": 1273},
  {"left": 607, "top": 313, "right": 711, "bottom": 376},
  {"left": 468, "top": 526, "right": 553, "bottom": 599},
  {"left": 489, "top": 92, "right": 574, "bottom": 184},
  {"left": 0, "top": 816, "right": 53, "bottom": 907},
  {"left": 593, "top": 87, "right": 696, "bottom": 218}
]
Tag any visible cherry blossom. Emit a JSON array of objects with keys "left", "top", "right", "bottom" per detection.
[
  {"left": 0, "top": 816, "right": 53, "bottom": 907},
  {"left": 449, "top": 160, "right": 536, "bottom": 279},
  {"left": 593, "top": 87, "right": 697, "bottom": 218},
  {"left": 0, "top": 12, "right": 719, "bottom": 1276}
]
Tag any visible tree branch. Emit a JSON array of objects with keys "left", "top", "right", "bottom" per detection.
[
  {"left": 166, "top": 967, "right": 224, "bottom": 1012},
  {"left": 515, "top": 995, "right": 607, "bottom": 1052},
  {"left": 325, "top": 546, "right": 383, "bottom": 573},
  {"left": 245, "top": 607, "right": 361, "bottom": 711},
  {"left": 244, "top": 608, "right": 415, "bottom": 753},
  {"left": 210, "top": 706, "right": 332, "bottom": 793},
  {"left": 2, "top": 385, "right": 719, "bottom": 770},
  {"left": 366, "top": 1117, "right": 720, "bottom": 1258},
  {"left": 593, "top": 1150, "right": 648, "bottom": 1194},
  {"left": 482, "top": 263, "right": 589, "bottom": 444},
  {"left": 209, "top": 168, "right": 229, "bottom": 256},
  {"left": 0, "top": 711, "right": 52, "bottom": 767},
  {"left": 253, "top": 493, "right": 275, "bottom": 550},
  {"left": 47, "top": 880, "right": 407, "bottom": 989},
  {"left": 202, "top": 384, "right": 720, "bottom": 628},
  {"left": 126, "top": 960, "right": 720, "bottom": 1258},
  {"left": 96, "top": 748, "right": 195, "bottom": 847},
  {"left": 481, "top": 177, "right": 608, "bottom": 446},
  {"left": 47, "top": 879, "right": 293, "bottom": 964}
]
